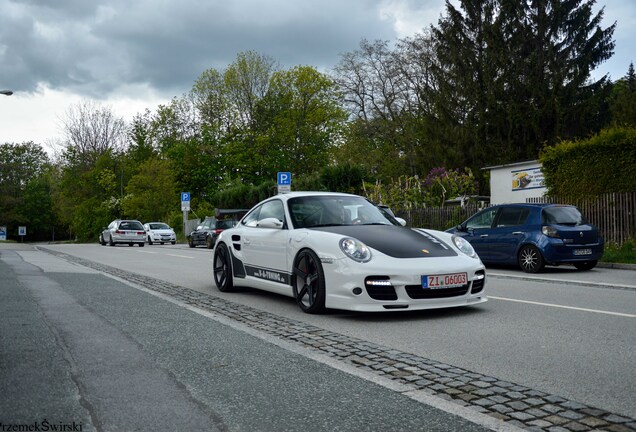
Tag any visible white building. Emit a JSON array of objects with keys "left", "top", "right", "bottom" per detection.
[{"left": 484, "top": 160, "right": 547, "bottom": 205}]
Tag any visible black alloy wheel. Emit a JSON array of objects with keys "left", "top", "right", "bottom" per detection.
[
  {"left": 518, "top": 245, "right": 544, "bottom": 273},
  {"left": 292, "top": 249, "right": 326, "bottom": 314},
  {"left": 213, "top": 243, "right": 234, "bottom": 292}
]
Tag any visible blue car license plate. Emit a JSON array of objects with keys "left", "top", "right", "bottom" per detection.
[
  {"left": 422, "top": 273, "right": 467, "bottom": 289},
  {"left": 573, "top": 248, "right": 592, "bottom": 256}
]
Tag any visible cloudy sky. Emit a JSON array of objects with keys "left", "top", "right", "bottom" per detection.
[{"left": 1, "top": 0, "right": 634, "bottom": 152}]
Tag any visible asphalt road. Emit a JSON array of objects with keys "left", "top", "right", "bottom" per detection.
[
  {"left": 0, "top": 245, "right": 493, "bottom": 432},
  {"left": 2, "top": 242, "right": 635, "bottom": 431}
]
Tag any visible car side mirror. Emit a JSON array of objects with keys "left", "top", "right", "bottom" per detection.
[
  {"left": 456, "top": 224, "right": 468, "bottom": 232},
  {"left": 395, "top": 217, "right": 407, "bottom": 226},
  {"left": 257, "top": 218, "right": 283, "bottom": 229}
]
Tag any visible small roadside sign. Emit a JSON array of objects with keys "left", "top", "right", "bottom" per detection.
[
  {"left": 18, "top": 226, "right": 26, "bottom": 237},
  {"left": 181, "top": 192, "right": 191, "bottom": 211},
  {"left": 277, "top": 172, "right": 291, "bottom": 194},
  {"left": 0, "top": 226, "right": 6, "bottom": 241}
]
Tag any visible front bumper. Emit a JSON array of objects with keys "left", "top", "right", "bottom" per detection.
[{"left": 322, "top": 255, "right": 487, "bottom": 312}]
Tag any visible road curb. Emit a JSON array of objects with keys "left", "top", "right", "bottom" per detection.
[{"left": 597, "top": 261, "right": 636, "bottom": 270}]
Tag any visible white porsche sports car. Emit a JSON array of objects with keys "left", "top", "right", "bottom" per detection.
[{"left": 213, "top": 192, "right": 487, "bottom": 313}]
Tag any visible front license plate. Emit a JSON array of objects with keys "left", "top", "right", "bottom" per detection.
[
  {"left": 422, "top": 273, "right": 468, "bottom": 289},
  {"left": 573, "top": 248, "right": 592, "bottom": 256}
]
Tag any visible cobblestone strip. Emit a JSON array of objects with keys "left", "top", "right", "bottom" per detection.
[{"left": 43, "top": 249, "right": 636, "bottom": 432}]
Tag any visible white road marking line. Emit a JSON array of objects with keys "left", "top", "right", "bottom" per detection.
[
  {"left": 166, "top": 253, "right": 194, "bottom": 259},
  {"left": 489, "top": 296, "right": 636, "bottom": 318}
]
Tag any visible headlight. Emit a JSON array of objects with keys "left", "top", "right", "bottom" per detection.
[
  {"left": 339, "top": 237, "right": 372, "bottom": 263},
  {"left": 452, "top": 235, "right": 478, "bottom": 259}
]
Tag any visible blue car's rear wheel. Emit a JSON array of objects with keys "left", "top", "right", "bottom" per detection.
[
  {"left": 292, "top": 249, "right": 326, "bottom": 314},
  {"left": 518, "top": 245, "right": 544, "bottom": 273}
]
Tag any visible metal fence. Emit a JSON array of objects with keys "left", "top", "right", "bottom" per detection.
[{"left": 396, "top": 192, "right": 636, "bottom": 245}]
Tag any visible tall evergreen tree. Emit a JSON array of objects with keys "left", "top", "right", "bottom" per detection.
[
  {"left": 610, "top": 63, "right": 636, "bottom": 127},
  {"left": 430, "top": 0, "right": 615, "bottom": 167}
]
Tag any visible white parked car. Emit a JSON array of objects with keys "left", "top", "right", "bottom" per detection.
[
  {"left": 212, "top": 192, "right": 487, "bottom": 313},
  {"left": 143, "top": 222, "right": 177, "bottom": 245},
  {"left": 100, "top": 219, "right": 146, "bottom": 247}
]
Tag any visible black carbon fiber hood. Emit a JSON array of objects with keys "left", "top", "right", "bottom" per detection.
[{"left": 310, "top": 225, "right": 457, "bottom": 258}]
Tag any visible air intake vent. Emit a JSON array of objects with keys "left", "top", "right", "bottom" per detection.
[{"left": 364, "top": 276, "right": 397, "bottom": 300}]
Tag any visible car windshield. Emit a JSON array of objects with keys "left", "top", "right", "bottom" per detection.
[
  {"left": 288, "top": 195, "right": 400, "bottom": 228},
  {"left": 542, "top": 206, "right": 587, "bottom": 226},
  {"left": 120, "top": 221, "right": 143, "bottom": 230},
  {"left": 149, "top": 223, "right": 169, "bottom": 230}
]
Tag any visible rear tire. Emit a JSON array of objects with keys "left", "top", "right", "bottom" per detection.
[
  {"left": 292, "top": 249, "right": 326, "bottom": 314},
  {"left": 574, "top": 260, "right": 597, "bottom": 271},
  {"left": 99, "top": 235, "right": 106, "bottom": 246},
  {"left": 213, "top": 243, "right": 234, "bottom": 292},
  {"left": 518, "top": 245, "right": 544, "bottom": 273},
  {"left": 139, "top": 243, "right": 144, "bottom": 247},
  {"left": 108, "top": 235, "right": 114, "bottom": 246},
  {"left": 206, "top": 236, "right": 214, "bottom": 249},
  {"left": 188, "top": 238, "right": 195, "bottom": 248}
]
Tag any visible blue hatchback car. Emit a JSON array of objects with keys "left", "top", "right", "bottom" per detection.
[{"left": 447, "top": 203, "right": 604, "bottom": 273}]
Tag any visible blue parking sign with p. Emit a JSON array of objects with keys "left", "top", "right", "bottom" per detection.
[
  {"left": 277, "top": 172, "right": 291, "bottom": 185},
  {"left": 181, "top": 192, "right": 191, "bottom": 202}
]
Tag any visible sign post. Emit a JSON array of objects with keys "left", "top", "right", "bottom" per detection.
[
  {"left": 18, "top": 226, "right": 26, "bottom": 242},
  {"left": 277, "top": 172, "right": 292, "bottom": 194},
  {"left": 181, "top": 192, "right": 191, "bottom": 239}
]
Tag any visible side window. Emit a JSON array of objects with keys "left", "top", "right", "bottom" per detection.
[
  {"left": 242, "top": 207, "right": 261, "bottom": 228},
  {"left": 466, "top": 208, "right": 497, "bottom": 229},
  {"left": 496, "top": 208, "right": 529, "bottom": 227},
  {"left": 258, "top": 200, "right": 285, "bottom": 223}
]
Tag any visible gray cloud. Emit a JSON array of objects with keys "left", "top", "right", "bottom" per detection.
[{"left": 1, "top": 0, "right": 398, "bottom": 98}]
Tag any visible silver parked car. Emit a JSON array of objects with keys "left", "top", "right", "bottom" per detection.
[
  {"left": 99, "top": 219, "right": 146, "bottom": 247},
  {"left": 143, "top": 222, "right": 177, "bottom": 245}
]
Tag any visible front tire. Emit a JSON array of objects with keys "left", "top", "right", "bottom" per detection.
[
  {"left": 188, "top": 238, "right": 195, "bottom": 248},
  {"left": 213, "top": 243, "right": 234, "bottom": 292},
  {"left": 292, "top": 249, "right": 326, "bottom": 314},
  {"left": 518, "top": 245, "right": 544, "bottom": 273},
  {"left": 574, "top": 260, "right": 597, "bottom": 271},
  {"left": 147, "top": 236, "right": 153, "bottom": 245},
  {"left": 206, "top": 236, "right": 214, "bottom": 249}
]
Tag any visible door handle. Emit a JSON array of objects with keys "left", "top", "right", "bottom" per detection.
[
  {"left": 512, "top": 231, "right": 523, "bottom": 235},
  {"left": 480, "top": 234, "right": 488, "bottom": 238}
]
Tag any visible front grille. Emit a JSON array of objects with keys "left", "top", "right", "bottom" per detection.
[
  {"left": 405, "top": 284, "right": 470, "bottom": 299},
  {"left": 471, "top": 270, "right": 485, "bottom": 294},
  {"left": 365, "top": 276, "right": 398, "bottom": 301}
]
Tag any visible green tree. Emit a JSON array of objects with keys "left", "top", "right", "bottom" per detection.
[
  {"left": 256, "top": 66, "right": 348, "bottom": 180},
  {"left": 610, "top": 63, "right": 636, "bottom": 127},
  {"left": 430, "top": 0, "right": 616, "bottom": 166},
  {"left": 0, "top": 142, "right": 51, "bottom": 239},
  {"left": 122, "top": 158, "right": 177, "bottom": 222}
]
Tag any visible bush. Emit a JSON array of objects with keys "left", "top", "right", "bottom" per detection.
[{"left": 541, "top": 127, "right": 636, "bottom": 197}]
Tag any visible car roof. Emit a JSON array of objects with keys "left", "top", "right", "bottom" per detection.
[
  {"left": 272, "top": 191, "right": 359, "bottom": 201},
  {"left": 491, "top": 203, "right": 575, "bottom": 209}
]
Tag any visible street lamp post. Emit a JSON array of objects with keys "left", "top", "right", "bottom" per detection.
[{"left": 1, "top": 90, "right": 13, "bottom": 96}]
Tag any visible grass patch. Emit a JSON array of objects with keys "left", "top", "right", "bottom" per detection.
[{"left": 601, "top": 239, "right": 636, "bottom": 264}]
